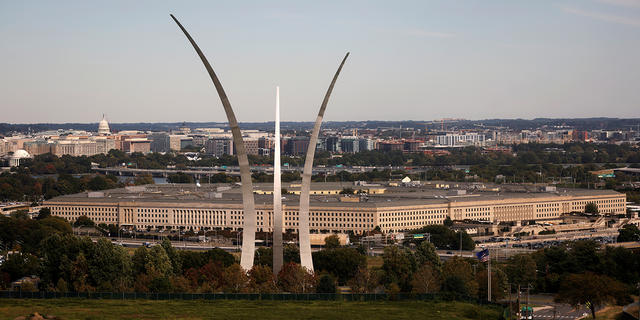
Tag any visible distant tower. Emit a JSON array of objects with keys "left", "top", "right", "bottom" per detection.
[{"left": 98, "top": 114, "right": 111, "bottom": 135}]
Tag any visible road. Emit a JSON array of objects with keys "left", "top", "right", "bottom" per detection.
[
  {"left": 503, "top": 294, "right": 603, "bottom": 319},
  {"left": 532, "top": 304, "right": 601, "bottom": 319}
]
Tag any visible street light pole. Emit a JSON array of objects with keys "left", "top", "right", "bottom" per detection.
[{"left": 459, "top": 230, "right": 462, "bottom": 256}]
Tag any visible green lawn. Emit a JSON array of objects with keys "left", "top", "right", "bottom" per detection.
[{"left": 0, "top": 299, "right": 504, "bottom": 320}]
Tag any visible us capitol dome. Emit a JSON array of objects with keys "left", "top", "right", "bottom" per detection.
[{"left": 98, "top": 115, "right": 111, "bottom": 135}]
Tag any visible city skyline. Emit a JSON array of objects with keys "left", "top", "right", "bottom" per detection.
[{"left": 2, "top": 1, "right": 640, "bottom": 124}]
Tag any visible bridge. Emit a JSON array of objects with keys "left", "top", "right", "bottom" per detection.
[{"left": 93, "top": 165, "right": 356, "bottom": 179}]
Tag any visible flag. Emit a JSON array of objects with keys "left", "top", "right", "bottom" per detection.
[{"left": 476, "top": 249, "right": 489, "bottom": 262}]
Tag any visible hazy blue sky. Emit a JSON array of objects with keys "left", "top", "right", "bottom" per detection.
[{"left": 1, "top": 1, "right": 639, "bottom": 124}]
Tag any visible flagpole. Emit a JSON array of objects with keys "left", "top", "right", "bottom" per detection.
[{"left": 488, "top": 248, "right": 491, "bottom": 301}]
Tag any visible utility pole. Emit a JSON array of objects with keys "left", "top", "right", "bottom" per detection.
[
  {"left": 508, "top": 283, "right": 513, "bottom": 319},
  {"left": 459, "top": 230, "right": 462, "bottom": 256},
  {"left": 525, "top": 283, "right": 533, "bottom": 320}
]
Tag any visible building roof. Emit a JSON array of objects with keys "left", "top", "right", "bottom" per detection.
[
  {"left": 11, "top": 149, "right": 30, "bottom": 159},
  {"left": 45, "top": 181, "right": 624, "bottom": 210}
]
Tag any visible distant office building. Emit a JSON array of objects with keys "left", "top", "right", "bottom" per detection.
[
  {"left": 205, "top": 138, "right": 234, "bottom": 157},
  {"left": 340, "top": 137, "right": 359, "bottom": 153},
  {"left": 115, "top": 134, "right": 147, "bottom": 151},
  {"left": 436, "top": 133, "right": 485, "bottom": 147},
  {"left": 180, "top": 137, "right": 194, "bottom": 150},
  {"left": 24, "top": 140, "right": 55, "bottom": 155},
  {"left": 148, "top": 134, "right": 171, "bottom": 153},
  {"left": 316, "top": 137, "right": 328, "bottom": 152},
  {"left": 238, "top": 138, "right": 259, "bottom": 155},
  {"left": 169, "top": 135, "right": 184, "bottom": 152},
  {"left": 378, "top": 141, "right": 403, "bottom": 152},
  {"left": 359, "top": 138, "right": 375, "bottom": 151},
  {"left": 258, "top": 137, "right": 275, "bottom": 156},
  {"left": 95, "top": 136, "right": 116, "bottom": 155},
  {"left": 286, "top": 137, "right": 310, "bottom": 155},
  {"left": 55, "top": 140, "right": 98, "bottom": 157},
  {"left": 326, "top": 136, "right": 341, "bottom": 153},
  {"left": 190, "top": 135, "right": 207, "bottom": 147},
  {"left": 122, "top": 139, "right": 151, "bottom": 154},
  {"left": 403, "top": 140, "right": 421, "bottom": 153}
]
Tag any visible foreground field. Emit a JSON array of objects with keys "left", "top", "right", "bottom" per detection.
[{"left": 0, "top": 299, "right": 503, "bottom": 320}]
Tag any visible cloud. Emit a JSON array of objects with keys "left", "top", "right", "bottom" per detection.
[
  {"left": 407, "top": 29, "right": 457, "bottom": 38},
  {"left": 559, "top": 4, "right": 640, "bottom": 26}
]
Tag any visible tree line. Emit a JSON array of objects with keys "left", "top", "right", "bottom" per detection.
[{"left": 1, "top": 213, "right": 638, "bottom": 310}]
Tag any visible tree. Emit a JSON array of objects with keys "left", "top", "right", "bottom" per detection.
[
  {"left": 410, "top": 263, "right": 440, "bottom": 293},
  {"left": 316, "top": 274, "right": 337, "bottom": 293},
  {"left": 248, "top": 264, "right": 278, "bottom": 293},
  {"left": 0, "top": 252, "right": 39, "bottom": 282},
  {"left": 131, "top": 245, "right": 150, "bottom": 277},
  {"left": 584, "top": 202, "right": 599, "bottom": 214},
  {"left": 476, "top": 268, "right": 507, "bottom": 301},
  {"left": 161, "top": 237, "right": 182, "bottom": 276},
  {"left": 37, "top": 207, "right": 51, "bottom": 220},
  {"left": 617, "top": 224, "right": 640, "bottom": 242},
  {"left": 148, "top": 245, "right": 173, "bottom": 276},
  {"left": 339, "top": 187, "right": 355, "bottom": 194},
  {"left": 166, "top": 172, "right": 193, "bottom": 184},
  {"left": 443, "top": 216, "right": 453, "bottom": 226},
  {"left": 40, "top": 216, "right": 73, "bottom": 235},
  {"left": 599, "top": 246, "right": 639, "bottom": 285},
  {"left": 254, "top": 247, "right": 274, "bottom": 269},
  {"left": 554, "top": 272, "right": 626, "bottom": 319},
  {"left": 441, "top": 275, "right": 468, "bottom": 295},
  {"left": 442, "top": 255, "right": 478, "bottom": 296},
  {"left": 415, "top": 241, "right": 441, "bottom": 273},
  {"left": 312, "top": 248, "right": 367, "bottom": 285},
  {"left": 505, "top": 254, "right": 537, "bottom": 287},
  {"left": 88, "top": 238, "right": 132, "bottom": 289},
  {"left": 277, "top": 262, "right": 317, "bottom": 293},
  {"left": 223, "top": 264, "right": 249, "bottom": 293},
  {"left": 283, "top": 243, "right": 301, "bottom": 265},
  {"left": 324, "top": 234, "right": 341, "bottom": 249},
  {"left": 454, "top": 230, "right": 476, "bottom": 251},
  {"left": 415, "top": 225, "right": 456, "bottom": 250},
  {"left": 382, "top": 246, "right": 417, "bottom": 292},
  {"left": 134, "top": 173, "right": 155, "bottom": 186},
  {"left": 75, "top": 215, "right": 94, "bottom": 227},
  {"left": 347, "top": 266, "right": 379, "bottom": 293},
  {"left": 567, "top": 240, "right": 601, "bottom": 273},
  {"left": 38, "top": 233, "right": 93, "bottom": 288}
]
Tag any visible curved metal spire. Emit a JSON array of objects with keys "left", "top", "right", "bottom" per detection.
[
  {"left": 170, "top": 14, "right": 257, "bottom": 271},
  {"left": 299, "top": 53, "right": 350, "bottom": 271}
]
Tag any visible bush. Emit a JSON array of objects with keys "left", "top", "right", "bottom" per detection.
[
  {"left": 316, "top": 274, "right": 337, "bottom": 293},
  {"left": 442, "top": 275, "right": 468, "bottom": 295}
]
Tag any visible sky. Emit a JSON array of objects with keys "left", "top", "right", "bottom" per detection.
[{"left": 1, "top": 0, "right": 640, "bottom": 125}]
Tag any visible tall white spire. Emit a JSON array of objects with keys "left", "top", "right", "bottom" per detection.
[{"left": 273, "top": 86, "right": 284, "bottom": 274}]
